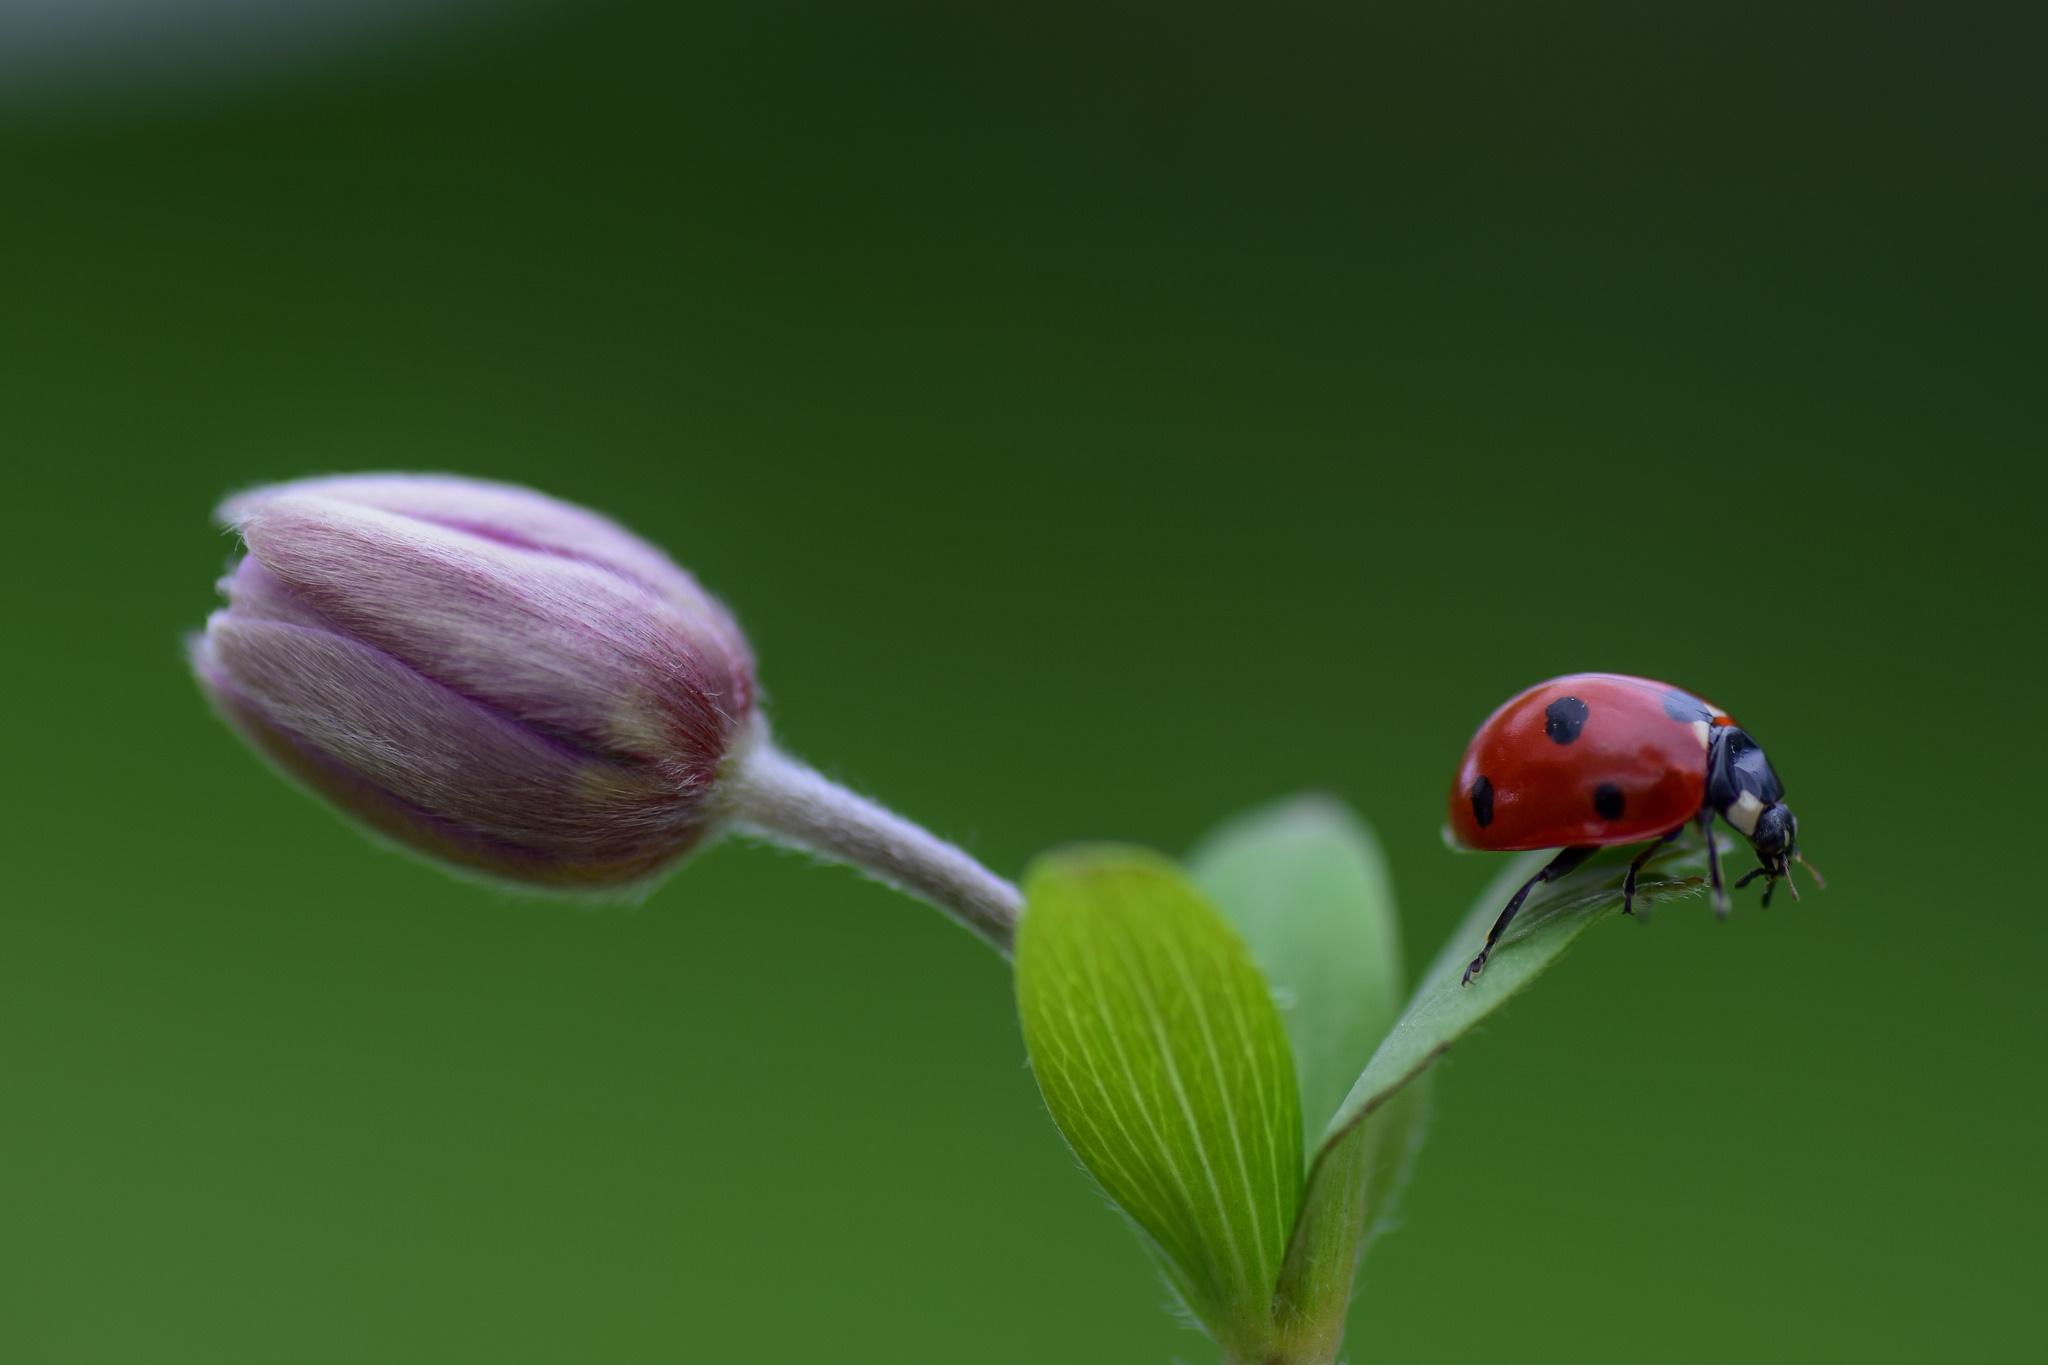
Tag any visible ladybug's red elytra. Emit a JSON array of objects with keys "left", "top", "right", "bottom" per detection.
[{"left": 1447, "top": 673, "right": 1821, "bottom": 985}]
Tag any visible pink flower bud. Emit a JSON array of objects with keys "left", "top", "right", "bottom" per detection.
[{"left": 190, "top": 474, "right": 757, "bottom": 889}]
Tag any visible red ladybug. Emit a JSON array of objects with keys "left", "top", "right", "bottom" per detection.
[{"left": 1447, "top": 673, "right": 1820, "bottom": 985}]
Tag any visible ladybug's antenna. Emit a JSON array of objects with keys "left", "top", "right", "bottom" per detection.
[{"left": 1795, "top": 851, "right": 1828, "bottom": 889}]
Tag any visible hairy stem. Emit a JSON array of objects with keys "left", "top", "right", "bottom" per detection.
[{"left": 719, "top": 732, "right": 1023, "bottom": 954}]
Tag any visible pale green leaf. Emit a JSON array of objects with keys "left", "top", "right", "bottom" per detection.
[
  {"left": 1016, "top": 846, "right": 1304, "bottom": 1357},
  {"left": 1189, "top": 794, "right": 1405, "bottom": 1146}
]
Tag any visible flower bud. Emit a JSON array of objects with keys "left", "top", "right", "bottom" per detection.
[{"left": 190, "top": 474, "right": 757, "bottom": 889}]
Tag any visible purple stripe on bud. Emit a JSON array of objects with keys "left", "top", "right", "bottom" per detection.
[{"left": 193, "top": 474, "right": 758, "bottom": 889}]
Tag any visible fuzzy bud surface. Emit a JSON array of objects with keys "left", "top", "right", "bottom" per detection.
[{"left": 191, "top": 474, "right": 757, "bottom": 888}]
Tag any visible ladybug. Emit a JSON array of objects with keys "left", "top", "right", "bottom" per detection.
[{"left": 1446, "top": 673, "right": 1821, "bottom": 985}]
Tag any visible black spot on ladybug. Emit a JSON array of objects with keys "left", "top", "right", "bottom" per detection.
[
  {"left": 1470, "top": 775, "right": 1494, "bottom": 828},
  {"left": 1662, "top": 689, "right": 1712, "bottom": 724},
  {"left": 1593, "top": 783, "right": 1626, "bottom": 820},
  {"left": 1544, "top": 696, "right": 1589, "bottom": 744}
]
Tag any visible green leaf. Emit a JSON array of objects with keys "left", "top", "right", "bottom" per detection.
[
  {"left": 1272, "top": 838, "right": 1713, "bottom": 1362},
  {"left": 1189, "top": 794, "right": 1405, "bottom": 1145},
  {"left": 1189, "top": 796, "right": 1423, "bottom": 1365},
  {"left": 1321, "top": 840, "right": 1711, "bottom": 1148},
  {"left": 1016, "top": 846, "right": 1304, "bottom": 1358}
]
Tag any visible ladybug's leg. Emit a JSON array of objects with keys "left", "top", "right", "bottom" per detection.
[
  {"left": 1621, "top": 827, "right": 1685, "bottom": 915},
  {"left": 1734, "top": 865, "right": 1783, "bottom": 908},
  {"left": 1463, "top": 845, "right": 1597, "bottom": 986},
  {"left": 1698, "top": 813, "right": 1729, "bottom": 917},
  {"left": 1736, "top": 865, "right": 1768, "bottom": 906}
]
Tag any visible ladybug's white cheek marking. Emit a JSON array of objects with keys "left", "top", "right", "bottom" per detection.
[
  {"left": 1727, "top": 790, "right": 1765, "bottom": 836},
  {"left": 1691, "top": 720, "right": 1712, "bottom": 750}
]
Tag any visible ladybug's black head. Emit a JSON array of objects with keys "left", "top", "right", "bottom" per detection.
[
  {"left": 1751, "top": 802, "right": 1797, "bottom": 870},
  {"left": 1712, "top": 727, "right": 1824, "bottom": 907},
  {"left": 1734, "top": 802, "right": 1822, "bottom": 907}
]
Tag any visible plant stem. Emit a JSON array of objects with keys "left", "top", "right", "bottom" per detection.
[{"left": 719, "top": 732, "right": 1023, "bottom": 954}]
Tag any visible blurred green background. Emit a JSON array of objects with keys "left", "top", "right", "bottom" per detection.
[{"left": 2, "top": 2, "right": 2041, "bottom": 1361}]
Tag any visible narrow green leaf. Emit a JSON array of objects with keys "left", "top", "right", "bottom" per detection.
[
  {"left": 1190, "top": 795, "right": 1405, "bottom": 1146},
  {"left": 1320, "top": 840, "right": 1711, "bottom": 1148},
  {"left": 1016, "top": 846, "right": 1304, "bottom": 1357},
  {"left": 1271, "top": 839, "right": 1712, "bottom": 1361}
]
